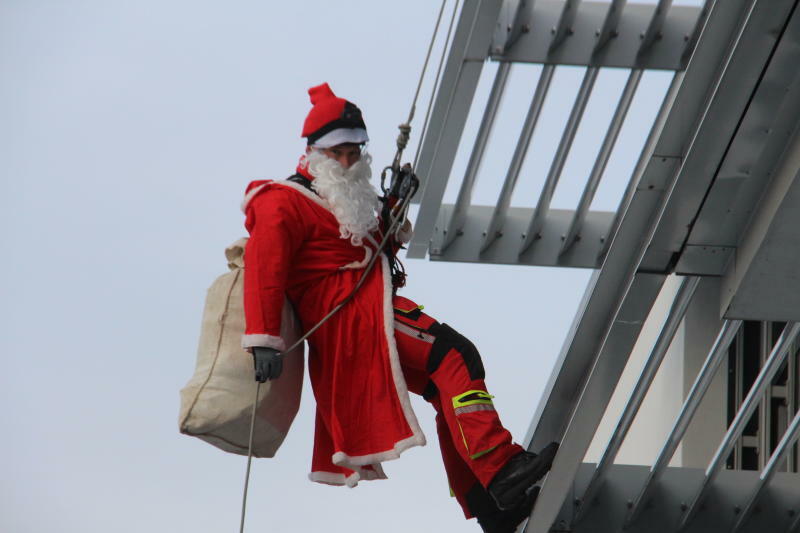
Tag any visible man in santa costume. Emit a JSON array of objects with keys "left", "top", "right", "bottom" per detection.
[{"left": 241, "top": 83, "right": 558, "bottom": 533}]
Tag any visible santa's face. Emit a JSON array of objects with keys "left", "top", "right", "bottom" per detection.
[
  {"left": 315, "top": 143, "right": 363, "bottom": 169},
  {"left": 304, "top": 146, "right": 380, "bottom": 246}
]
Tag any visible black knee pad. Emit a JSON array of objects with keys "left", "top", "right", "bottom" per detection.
[{"left": 427, "top": 323, "right": 486, "bottom": 380}]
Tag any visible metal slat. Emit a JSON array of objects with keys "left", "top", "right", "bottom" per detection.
[
  {"left": 561, "top": 68, "right": 642, "bottom": 254},
  {"left": 492, "top": 0, "right": 524, "bottom": 55},
  {"left": 573, "top": 275, "right": 701, "bottom": 524},
  {"left": 625, "top": 319, "right": 743, "bottom": 528},
  {"left": 550, "top": 0, "right": 583, "bottom": 53},
  {"left": 561, "top": 0, "right": 635, "bottom": 255},
  {"left": 480, "top": 64, "right": 554, "bottom": 252},
  {"left": 520, "top": 66, "right": 598, "bottom": 253},
  {"left": 442, "top": 62, "right": 511, "bottom": 251},
  {"left": 595, "top": 0, "right": 628, "bottom": 52},
  {"left": 760, "top": 322, "right": 772, "bottom": 470},
  {"left": 638, "top": 0, "right": 674, "bottom": 59},
  {"left": 682, "top": 0, "right": 713, "bottom": 65},
  {"left": 790, "top": 349, "right": 798, "bottom": 471},
  {"left": 497, "top": 2, "right": 701, "bottom": 70},
  {"left": 679, "top": 322, "right": 800, "bottom": 530},
  {"left": 733, "top": 408, "right": 800, "bottom": 533}
]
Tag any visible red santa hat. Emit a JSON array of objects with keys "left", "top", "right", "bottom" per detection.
[{"left": 302, "top": 83, "right": 369, "bottom": 148}]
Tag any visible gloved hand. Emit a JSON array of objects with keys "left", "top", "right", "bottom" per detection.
[{"left": 252, "top": 347, "right": 283, "bottom": 382}]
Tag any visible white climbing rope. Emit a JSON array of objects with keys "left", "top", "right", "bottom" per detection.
[{"left": 239, "top": 381, "right": 261, "bottom": 533}]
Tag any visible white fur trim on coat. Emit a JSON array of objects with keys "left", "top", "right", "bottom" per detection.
[
  {"left": 309, "top": 463, "right": 387, "bottom": 488},
  {"left": 240, "top": 179, "right": 332, "bottom": 214},
  {"left": 308, "top": 257, "right": 425, "bottom": 481},
  {"left": 241, "top": 183, "right": 269, "bottom": 213},
  {"left": 241, "top": 334, "right": 286, "bottom": 351},
  {"left": 245, "top": 180, "right": 376, "bottom": 272},
  {"left": 328, "top": 256, "right": 426, "bottom": 473},
  {"left": 379, "top": 254, "right": 425, "bottom": 449}
]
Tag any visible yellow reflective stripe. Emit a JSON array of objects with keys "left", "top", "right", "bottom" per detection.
[
  {"left": 393, "top": 304, "right": 424, "bottom": 313},
  {"left": 452, "top": 390, "right": 495, "bottom": 409},
  {"left": 470, "top": 445, "right": 499, "bottom": 460},
  {"left": 457, "top": 420, "right": 469, "bottom": 454},
  {"left": 449, "top": 486, "right": 455, "bottom": 498}
]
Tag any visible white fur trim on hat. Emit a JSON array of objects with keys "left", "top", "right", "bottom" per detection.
[{"left": 312, "top": 128, "right": 369, "bottom": 148}]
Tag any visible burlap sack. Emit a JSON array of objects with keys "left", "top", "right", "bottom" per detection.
[{"left": 179, "top": 238, "right": 304, "bottom": 457}]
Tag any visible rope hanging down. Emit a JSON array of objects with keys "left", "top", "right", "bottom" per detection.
[
  {"left": 238, "top": 2, "right": 456, "bottom": 531},
  {"left": 390, "top": 0, "right": 449, "bottom": 174}
]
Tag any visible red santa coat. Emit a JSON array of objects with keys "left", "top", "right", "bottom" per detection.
[{"left": 241, "top": 176, "right": 425, "bottom": 487}]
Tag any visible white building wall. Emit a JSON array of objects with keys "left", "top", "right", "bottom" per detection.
[
  {"left": 585, "top": 274, "right": 686, "bottom": 466},
  {"left": 681, "top": 277, "right": 729, "bottom": 468}
]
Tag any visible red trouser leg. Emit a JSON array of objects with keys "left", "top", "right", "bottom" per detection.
[{"left": 393, "top": 296, "right": 523, "bottom": 518}]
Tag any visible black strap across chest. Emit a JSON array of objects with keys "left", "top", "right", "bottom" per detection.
[{"left": 286, "top": 173, "right": 314, "bottom": 193}]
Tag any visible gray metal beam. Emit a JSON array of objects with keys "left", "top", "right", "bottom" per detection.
[
  {"left": 525, "top": 273, "right": 668, "bottom": 533},
  {"left": 442, "top": 62, "right": 511, "bottom": 251},
  {"left": 408, "top": 0, "right": 501, "bottom": 259},
  {"left": 680, "top": 1, "right": 800, "bottom": 282},
  {"left": 680, "top": 322, "right": 800, "bottom": 531},
  {"left": 720, "top": 128, "right": 800, "bottom": 322},
  {"left": 497, "top": 2, "right": 700, "bottom": 70},
  {"left": 556, "top": 462, "right": 800, "bottom": 533},
  {"left": 430, "top": 205, "right": 612, "bottom": 268},
  {"left": 520, "top": 73, "right": 685, "bottom": 533},
  {"left": 626, "top": 319, "right": 743, "bottom": 528},
  {"left": 522, "top": 2, "right": 769, "bottom": 530},
  {"left": 640, "top": 0, "right": 798, "bottom": 272},
  {"left": 573, "top": 275, "right": 701, "bottom": 524}
]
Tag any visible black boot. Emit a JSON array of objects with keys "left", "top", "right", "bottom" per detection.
[
  {"left": 487, "top": 442, "right": 559, "bottom": 510},
  {"left": 467, "top": 482, "right": 541, "bottom": 533}
]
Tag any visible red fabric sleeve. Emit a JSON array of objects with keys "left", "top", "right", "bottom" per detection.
[{"left": 242, "top": 187, "right": 306, "bottom": 348}]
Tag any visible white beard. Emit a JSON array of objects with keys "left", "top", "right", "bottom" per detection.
[{"left": 304, "top": 149, "right": 380, "bottom": 246}]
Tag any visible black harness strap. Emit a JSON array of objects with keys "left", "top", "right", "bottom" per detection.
[{"left": 287, "top": 173, "right": 314, "bottom": 192}]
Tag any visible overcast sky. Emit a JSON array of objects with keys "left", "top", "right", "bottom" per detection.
[{"left": 1, "top": 1, "right": 697, "bottom": 532}]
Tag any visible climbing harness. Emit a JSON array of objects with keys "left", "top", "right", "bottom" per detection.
[
  {"left": 380, "top": 163, "right": 420, "bottom": 289},
  {"left": 238, "top": 1, "right": 458, "bottom": 530}
]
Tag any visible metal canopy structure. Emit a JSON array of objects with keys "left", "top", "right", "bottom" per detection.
[{"left": 409, "top": 0, "right": 800, "bottom": 532}]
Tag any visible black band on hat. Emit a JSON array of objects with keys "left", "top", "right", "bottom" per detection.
[{"left": 306, "top": 102, "right": 366, "bottom": 145}]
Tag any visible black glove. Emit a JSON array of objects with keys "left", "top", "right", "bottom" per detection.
[{"left": 252, "top": 347, "right": 283, "bottom": 382}]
